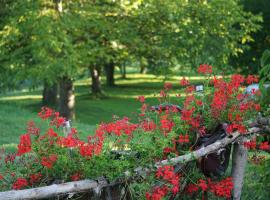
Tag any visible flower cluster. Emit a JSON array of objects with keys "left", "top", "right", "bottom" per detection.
[
  {"left": 12, "top": 178, "right": 28, "bottom": 190},
  {"left": 17, "top": 134, "right": 32, "bottom": 156},
  {"left": 198, "top": 64, "right": 213, "bottom": 74},
  {"left": 146, "top": 166, "right": 180, "bottom": 200},
  {"left": 186, "top": 177, "right": 233, "bottom": 199},
  {"left": 41, "top": 154, "right": 58, "bottom": 169}
]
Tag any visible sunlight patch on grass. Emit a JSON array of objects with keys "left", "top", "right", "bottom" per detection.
[
  {"left": 106, "top": 92, "right": 186, "bottom": 99},
  {"left": 0, "top": 95, "right": 42, "bottom": 101},
  {"left": 0, "top": 143, "right": 18, "bottom": 153}
]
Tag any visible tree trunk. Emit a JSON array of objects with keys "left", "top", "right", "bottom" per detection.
[
  {"left": 59, "top": 77, "right": 75, "bottom": 120},
  {"left": 53, "top": 0, "right": 62, "bottom": 12},
  {"left": 121, "top": 64, "right": 126, "bottom": 79},
  {"left": 105, "top": 62, "right": 115, "bottom": 87},
  {"left": 231, "top": 138, "right": 248, "bottom": 200},
  {"left": 90, "top": 67, "right": 102, "bottom": 95},
  {"left": 140, "top": 66, "right": 146, "bottom": 74},
  {"left": 42, "top": 81, "right": 58, "bottom": 106}
]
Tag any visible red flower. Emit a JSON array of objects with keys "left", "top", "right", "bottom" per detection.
[
  {"left": 38, "top": 107, "right": 54, "bottom": 120},
  {"left": 230, "top": 74, "right": 245, "bottom": 90},
  {"left": 47, "top": 128, "right": 58, "bottom": 137},
  {"left": 178, "top": 135, "right": 189, "bottom": 143},
  {"left": 141, "top": 103, "right": 148, "bottom": 113},
  {"left": 181, "top": 109, "right": 194, "bottom": 121},
  {"left": 141, "top": 120, "right": 157, "bottom": 132},
  {"left": 27, "top": 121, "right": 40, "bottom": 136},
  {"left": 163, "top": 147, "right": 173, "bottom": 155},
  {"left": 12, "top": 178, "right": 28, "bottom": 190},
  {"left": 29, "top": 173, "right": 42, "bottom": 185},
  {"left": 180, "top": 78, "right": 190, "bottom": 86},
  {"left": 186, "top": 183, "right": 199, "bottom": 194},
  {"left": 5, "top": 154, "right": 16, "bottom": 164},
  {"left": 160, "top": 115, "right": 175, "bottom": 135},
  {"left": 196, "top": 100, "right": 203, "bottom": 106},
  {"left": 79, "top": 144, "right": 93, "bottom": 158},
  {"left": 17, "top": 134, "right": 32, "bottom": 156},
  {"left": 259, "top": 142, "right": 270, "bottom": 150},
  {"left": 50, "top": 116, "right": 65, "bottom": 128},
  {"left": 254, "top": 104, "right": 261, "bottom": 111},
  {"left": 198, "top": 64, "right": 213, "bottom": 74},
  {"left": 146, "top": 186, "right": 168, "bottom": 200},
  {"left": 244, "top": 140, "right": 256, "bottom": 150},
  {"left": 57, "top": 135, "right": 81, "bottom": 148},
  {"left": 185, "top": 85, "right": 195, "bottom": 94},
  {"left": 160, "top": 90, "right": 167, "bottom": 97},
  {"left": 71, "top": 172, "right": 82, "bottom": 181},
  {"left": 153, "top": 166, "right": 180, "bottom": 197},
  {"left": 137, "top": 96, "right": 145, "bottom": 103},
  {"left": 209, "top": 177, "right": 233, "bottom": 198},
  {"left": 164, "top": 82, "right": 173, "bottom": 90},
  {"left": 0, "top": 174, "right": 4, "bottom": 180},
  {"left": 246, "top": 75, "right": 259, "bottom": 84},
  {"left": 198, "top": 179, "right": 208, "bottom": 191},
  {"left": 41, "top": 154, "right": 58, "bottom": 169},
  {"left": 226, "top": 123, "right": 247, "bottom": 134}
]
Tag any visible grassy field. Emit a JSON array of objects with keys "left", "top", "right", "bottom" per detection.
[
  {"left": 0, "top": 73, "right": 269, "bottom": 199},
  {"left": 0, "top": 73, "right": 198, "bottom": 146}
]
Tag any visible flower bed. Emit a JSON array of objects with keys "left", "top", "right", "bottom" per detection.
[{"left": 0, "top": 65, "right": 269, "bottom": 200}]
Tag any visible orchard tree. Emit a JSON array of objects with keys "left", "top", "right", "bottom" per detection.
[{"left": 0, "top": 0, "right": 81, "bottom": 119}]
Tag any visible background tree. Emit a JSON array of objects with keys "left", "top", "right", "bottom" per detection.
[
  {"left": 231, "top": 0, "right": 270, "bottom": 74},
  {"left": 0, "top": 0, "right": 81, "bottom": 119}
]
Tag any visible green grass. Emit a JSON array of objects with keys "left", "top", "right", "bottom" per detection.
[
  {"left": 0, "top": 73, "right": 189, "bottom": 127},
  {"left": 0, "top": 104, "right": 96, "bottom": 147},
  {"left": 0, "top": 73, "right": 174, "bottom": 145}
]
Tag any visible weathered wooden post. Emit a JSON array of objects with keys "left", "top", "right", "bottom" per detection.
[
  {"left": 63, "top": 120, "right": 71, "bottom": 137},
  {"left": 231, "top": 137, "right": 248, "bottom": 200}
]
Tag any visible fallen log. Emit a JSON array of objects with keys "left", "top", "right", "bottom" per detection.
[
  {"left": 0, "top": 127, "right": 262, "bottom": 200},
  {"left": 0, "top": 180, "right": 98, "bottom": 200}
]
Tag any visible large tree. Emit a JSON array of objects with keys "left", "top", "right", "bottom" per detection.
[
  {"left": 127, "top": 0, "right": 261, "bottom": 74},
  {"left": 231, "top": 0, "right": 270, "bottom": 74},
  {"left": 0, "top": 0, "right": 81, "bottom": 119}
]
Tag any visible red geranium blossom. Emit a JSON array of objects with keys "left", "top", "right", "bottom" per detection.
[
  {"left": 180, "top": 78, "right": 190, "bottom": 86},
  {"left": 246, "top": 75, "right": 259, "bottom": 84},
  {"left": 71, "top": 172, "right": 82, "bottom": 181},
  {"left": 259, "top": 142, "right": 270, "bottom": 150},
  {"left": 198, "top": 64, "right": 213, "bottom": 74},
  {"left": 41, "top": 154, "right": 58, "bottom": 169},
  {"left": 12, "top": 178, "right": 28, "bottom": 190},
  {"left": 137, "top": 96, "right": 145, "bottom": 103},
  {"left": 164, "top": 82, "right": 173, "bottom": 90},
  {"left": 29, "top": 173, "right": 42, "bottom": 185},
  {"left": 38, "top": 107, "right": 54, "bottom": 120},
  {"left": 17, "top": 134, "right": 32, "bottom": 156}
]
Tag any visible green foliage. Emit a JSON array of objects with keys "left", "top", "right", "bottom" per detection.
[
  {"left": 0, "top": 0, "right": 262, "bottom": 90},
  {"left": 131, "top": 0, "right": 261, "bottom": 74},
  {"left": 259, "top": 49, "right": 270, "bottom": 113},
  {"left": 231, "top": 0, "right": 270, "bottom": 74}
]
